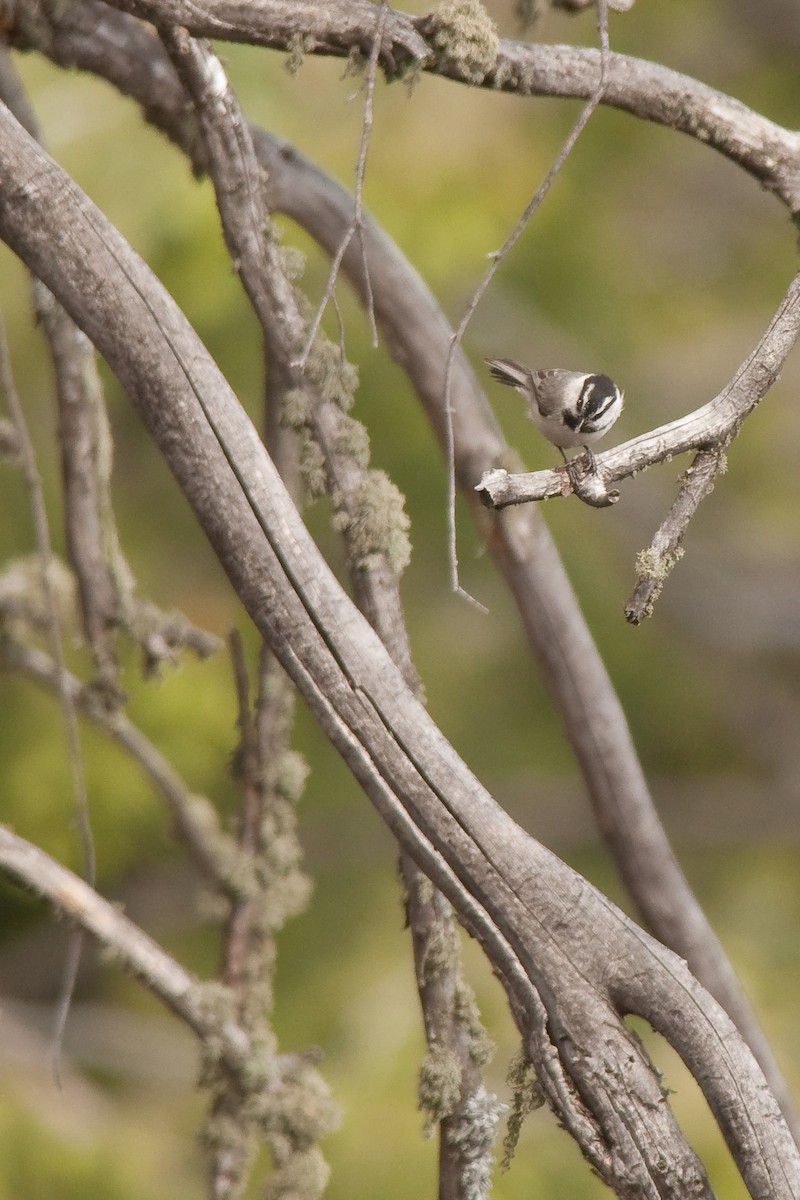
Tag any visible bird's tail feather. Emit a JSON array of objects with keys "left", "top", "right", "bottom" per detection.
[{"left": 484, "top": 357, "right": 529, "bottom": 389}]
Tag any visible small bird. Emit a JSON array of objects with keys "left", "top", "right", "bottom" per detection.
[{"left": 485, "top": 357, "right": 623, "bottom": 470}]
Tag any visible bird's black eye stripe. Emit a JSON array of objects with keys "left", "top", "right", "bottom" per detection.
[
  {"left": 579, "top": 374, "right": 617, "bottom": 418},
  {"left": 589, "top": 393, "right": 616, "bottom": 420}
]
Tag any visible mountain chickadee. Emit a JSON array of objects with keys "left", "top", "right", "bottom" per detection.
[{"left": 485, "top": 357, "right": 623, "bottom": 468}]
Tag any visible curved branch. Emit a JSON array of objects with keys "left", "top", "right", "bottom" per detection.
[
  {"left": 462, "top": 40, "right": 800, "bottom": 214},
  {"left": 7, "top": 0, "right": 798, "bottom": 1150},
  {"left": 1, "top": 103, "right": 798, "bottom": 1199},
  {"left": 80, "top": 0, "right": 430, "bottom": 74},
  {"left": 158, "top": 30, "right": 484, "bottom": 1196},
  {"left": 0, "top": 636, "right": 243, "bottom": 889},
  {"left": 13, "top": 1, "right": 800, "bottom": 213},
  {"left": 0, "top": 825, "right": 252, "bottom": 1068}
]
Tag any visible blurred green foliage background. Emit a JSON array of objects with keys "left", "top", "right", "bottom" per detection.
[{"left": 1, "top": 1, "right": 799, "bottom": 1196}]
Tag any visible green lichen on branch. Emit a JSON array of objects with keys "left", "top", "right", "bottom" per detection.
[
  {"left": 422, "top": 0, "right": 499, "bottom": 84},
  {"left": 263, "top": 1147, "right": 331, "bottom": 1200},
  {"left": 454, "top": 981, "right": 495, "bottom": 1068},
  {"left": 419, "top": 1044, "right": 463, "bottom": 1133},
  {"left": 305, "top": 339, "right": 359, "bottom": 411},
  {"left": 284, "top": 32, "right": 316, "bottom": 76},
  {"left": 202, "top": 1041, "right": 339, "bottom": 1200},
  {"left": 335, "top": 416, "right": 371, "bottom": 470},
  {"left": 280, "top": 386, "right": 312, "bottom": 432},
  {"left": 634, "top": 545, "right": 685, "bottom": 586},
  {"left": 265, "top": 1147, "right": 330, "bottom": 1200},
  {"left": 298, "top": 436, "right": 328, "bottom": 501},
  {"left": 631, "top": 545, "right": 685, "bottom": 618},
  {"left": 626, "top": 544, "right": 686, "bottom": 622},
  {"left": 280, "top": 339, "right": 367, "bottom": 504},
  {"left": 447, "top": 1086, "right": 509, "bottom": 1200},
  {"left": 419, "top": 917, "right": 458, "bottom": 985},
  {"left": 333, "top": 469, "right": 412, "bottom": 576},
  {"left": 501, "top": 1045, "right": 544, "bottom": 1170},
  {"left": 415, "top": 907, "right": 494, "bottom": 1067}
]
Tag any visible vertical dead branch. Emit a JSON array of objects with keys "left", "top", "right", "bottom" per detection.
[
  {"left": 4, "top": 7, "right": 800, "bottom": 1190},
  {"left": 159, "top": 28, "right": 500, "bottom": 1195},
  {"left": 252, "top": 131, "right": 800, "bottom": 1142},
  {"left": 36, "top": 283, "right": 128, "bottom": 693},
  {"left": 0, "top": 298, "right": 96, "bottom": 1083},
  {"left": 3, "top": 104, "right": 800, "bottom": 1198}
]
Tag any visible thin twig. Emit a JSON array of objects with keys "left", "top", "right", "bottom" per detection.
[
  {"left": 34, "top": 281, "right": 124, "bottom": 693},
  {"left": 297, "top": 0, "right": 388, "bottom": 367},
  {"left": 624, "top": 446, "right": 725, "bottom": 624},
  {"left": 444, "top": 0, "right": 611, "bottom": 603},
  {"left": 0, "top": 635, "right": 242, "bottom": 888},
  {"left": 0, "top": 308, "right": 96, "bottom": 1084},
  {"left": 0, "top": 825, "right": 251, "bottom": 1061}
]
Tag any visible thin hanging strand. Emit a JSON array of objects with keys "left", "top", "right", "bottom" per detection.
[
  {"left": 0, "top": 306, "right": 96, "bottom": 1087},
  {"left": 445, "top": 0, "right": 612, "bottom": 603},
  {"left": 298, "top": 0, "right": 387, "bottom": 368}
]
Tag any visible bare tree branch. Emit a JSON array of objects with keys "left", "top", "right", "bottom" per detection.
[
  {"left": 0, "top": 825, "right": 267, "bottom": 1074},
  {"left": 159, "top": 29, "right": 494, "bottom": 1194},
  {"left": 89, "top": 0, "right": 430, "bottom": 75},
  {"left": 14, "top": 6, "right": 797, "bottom": 1139},
  {"left": 624, "top": 446, "right": 727, "bottom": 624},
  {"left": 0, "top": 635, "right": 244, "bottom": 889},
  {"left": 479, "top": 40, "right": 800, "bottom": 213},
  {"left": 476, "top": 267, "right": 800, "bottom": 509},
  {"left": 2, "top": 104, "right": 799, "bottom": 1198},
  {"left": 210, "top": 633, "right": 328, "bottom": 1200},
  {"left": 13, "top": 0, "right": 799, "bottom": 212}
]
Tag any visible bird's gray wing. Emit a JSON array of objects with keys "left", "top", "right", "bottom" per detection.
[{"left": 529, "top": 370, "right": 568, "bottom": 418}]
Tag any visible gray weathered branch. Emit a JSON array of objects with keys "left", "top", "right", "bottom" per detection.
[
  {"left": 7, "top": 1, "right": 798, "bottom": 1148},
  {"left": 160, "top": 30, "right": 492, "bottom": 1194},
  {"left": 1, "top": 103, "right": 798, "bottom": 1198},
  {"left": 86, "top": 0, "right": 430, "bottom": 74},
  {"left": 624, "top": 447, "right": 726, "bottom": 624},
  {"left": 12, "top": 0, "right": 799, "bottom": 211},
  {"left": 0, "top": 825, "right": 251, "bottom": 1064},
  {"left": 476, "top": 269, "right": 800, "bottom": 509}
]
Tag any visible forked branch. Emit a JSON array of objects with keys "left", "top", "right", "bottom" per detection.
[
  {"left": 477, "top": 267, "right": 800, "bottom": 511},
  {"left": 1, "top": 105, "right": 798, "bottom": 1199},
  {"left": 12, "top": 4, "right": 797, "bottom": 1134},
  {"left": 20, "top": 0, "right": 799, "bottom": 212}
]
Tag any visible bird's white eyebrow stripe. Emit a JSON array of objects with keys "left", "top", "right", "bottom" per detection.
[
  {"left": 578, "top": 377, "right": 598, "bottom": 410},
  {"left": 593, "top": 394, "right": 616, "bottom": 415}
]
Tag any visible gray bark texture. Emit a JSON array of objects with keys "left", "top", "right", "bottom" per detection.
[{"left": 1, "top": 101, "right": 798, "bottom": 1200}]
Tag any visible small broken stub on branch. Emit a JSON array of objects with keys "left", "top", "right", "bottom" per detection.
[
  {"left": 565, "top": 459, "right": 620, "bottom": 508},
  {"left": 475, "top": 463, "right": 619, "bottom": 509}
]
